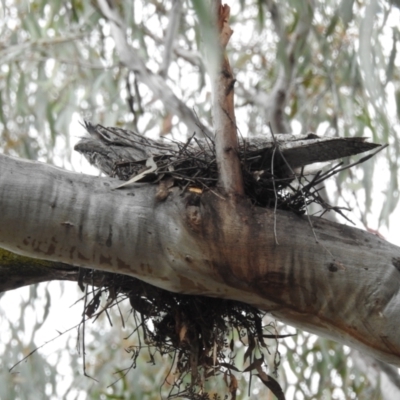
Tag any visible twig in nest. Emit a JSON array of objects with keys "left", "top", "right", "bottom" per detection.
[{"left": 271, "top": 145, "right": 279, "bottom": 245}]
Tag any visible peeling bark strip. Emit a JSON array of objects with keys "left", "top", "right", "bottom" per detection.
[
  {"left": 211, "top": 1, "right": 244, "bottom": 195},
  {"left": 1, "top": 154, "right": 400, "bottom": 366}
]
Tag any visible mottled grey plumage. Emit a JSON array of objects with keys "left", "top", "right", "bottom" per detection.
[
  {"left": 74, "top": 121, "right": 177, "bottom": 180},
  {"left": 74, "top": 121, "right": 381, "bottom": 183}
]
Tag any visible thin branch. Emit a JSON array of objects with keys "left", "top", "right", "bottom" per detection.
[
  {"left": 210, "top": 1, "right": 244, "bottom": 195},
  {"left": 160, "top": 0, "right": 183, "bottom": 78},
  {"left": 264, "top": 0, "right": 286, "bottom": 43},
  {"left": 236, "top": 1, "right": 313, "bottom": 134},
  {"left": 143, "top": 25, "right": 203, "bottom": 68},
  {"left": 96, "top": 0, "right": 212, "bottom": 137},
  {"left": 268, "top": 3, "right": 313, "bottom": 133},
  {"left": 271, "top": 146, "right": 279, "bottom": 244},
  {"left": 0, "top": 32, "right": 89, "bottom": 64}
]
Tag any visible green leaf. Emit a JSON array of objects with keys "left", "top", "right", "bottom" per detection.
[
  {"left": 385, "top": 29, "right": 397, "bottom": 84},
  {"left": 16, "top": 72, "right": 27, "bottom": 115},
  {"left": 396, "top": 90, "right": 400, "bottom": 121},
  {"left": 325, "top": 13, "right": 339, "bottom": 37}
]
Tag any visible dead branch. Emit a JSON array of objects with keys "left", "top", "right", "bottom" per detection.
[{"left": 210, "top": 1, "right": 244, "bottom": 195}]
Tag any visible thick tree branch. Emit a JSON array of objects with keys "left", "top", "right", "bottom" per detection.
[
  {"left": 96, "top": 0, "right": 211, "bottom": 137},
  {"left": 0, "top": 248, "right": 79, "bottom": 291},
  {"left": 0, "top": 248, "right": 148, "bottom": 294},
  {"left": 351, "top": 350, "right": 400, "bottom": 398},
  {"left": 1, "top": 154, "right": 400, "bottom": 366},
  {"left": 210, "top": 2, "right": 244, "bottom": 195}
]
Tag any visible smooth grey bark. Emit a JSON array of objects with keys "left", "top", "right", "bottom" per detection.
[{"left": 1, "top": 153, "right": 400, "bottom": 366}]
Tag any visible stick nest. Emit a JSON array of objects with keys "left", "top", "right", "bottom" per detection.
[
  {"left": 74, "top": 123, "right": 383, "bottom": 399},
  {"left": 80, "top": 269, "right": 286, "bottom": 399}
]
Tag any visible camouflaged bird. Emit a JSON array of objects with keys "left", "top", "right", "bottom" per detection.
[{"left": 75, "top": 121, "right": 380, "bottom": 186}]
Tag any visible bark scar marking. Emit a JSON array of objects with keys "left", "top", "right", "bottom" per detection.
[{"left": 392, "top": 257, "right": 400, "bottom": 273}]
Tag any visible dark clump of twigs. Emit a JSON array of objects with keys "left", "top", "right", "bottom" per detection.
[
  {"left": 107, "top": 129, "right": 378, "bottom": 221},
  {"left": 77, "top": 268, "right": 289, "bottom": 400}
]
